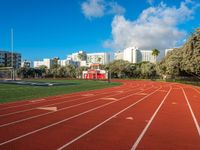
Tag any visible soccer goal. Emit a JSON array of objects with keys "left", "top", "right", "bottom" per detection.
[{"left": 0, "top": 67, "right": 13, "bottom": 80}]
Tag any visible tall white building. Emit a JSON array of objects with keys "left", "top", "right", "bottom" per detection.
[
  {"left": 114, "top": 51, "right": 123, "bottom": 60},
  {"left": 67, "top": 51, "right": 110, "bottom": 67},
  {"left": 123, "top": 47, "right": 139, "bottom": 63},
  {"left": 87, "top": 52, "right": 110, "bottom": 66},
  {"left": 116, "top": 47, "right": 155, "bottom": 63},
  {"left": 139, "top": 50, "right": 155, "bottom": 63},
  {"left": 71, "top": 51, "right": 87, "bottom": 62},
  {"left": 66, "top": 51, "right": 87, "bottom": 67},
  {"left": 58, "top": 59, "right": 67, "bottom": 67},
  {"left": 34, "top": 58, "right": 53, "bottom": 69}
]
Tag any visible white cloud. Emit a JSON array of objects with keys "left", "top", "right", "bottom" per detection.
[
  {"left": 104, "top": 0, "right": 198, "bottom": 52},
  {"left": 81, "top": 0, "right": 125, "bottom": 19},
  {"left": 108, "top": 2, "right": 126, "bottom": 15},
  {"left": 81, "top": 0, "right": 105, "bottom": 19},
  {"left": 147, "top": 0, "right": 154, "bottom": 5}
]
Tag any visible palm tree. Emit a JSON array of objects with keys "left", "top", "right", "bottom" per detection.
[
  {"left": 152, "top": 49, "right": 160, "bottom": 63},
  {"left": 78, "top": 53, "right": 87, "bottom": 61},
  {"left": 97, "top": 57, "right": 102, "bottom": 63},
  {"left": 52, "top": 57, "right": 60, "bottom": 78}
]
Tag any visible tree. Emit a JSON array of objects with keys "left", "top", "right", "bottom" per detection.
[
  {"left": 75, "top": 66, "right": 88, "bottom": 78},
  {"left": 158, "top": 28, "right": 200, "bottom": 79},
  {"left": 140, "top": 62, "right": 157, "bottom": 79},
  {"left": 152, "top": 49, "right": 160, "bottom": 63},
  {"left": 181, "top": 28, "right": 200, "bottom": 78},
  {"left": 51, "top": 57, "right": 60, "bottom": 78},
  {"left": 107, "top": 60, "right": 130, "bottom": 78},
  {"left": 97, "top": 57, "right": 102, "bottom": 63},
  {"left": 78, "top": 53, "right": 87, "bottom": 61},
  {"left": 38, "top": 65, "right": 48, "bottom": 78}
]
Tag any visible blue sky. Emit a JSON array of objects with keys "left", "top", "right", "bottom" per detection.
[{"left": 0, "top": 0, "right": 199, "bottom": 60}]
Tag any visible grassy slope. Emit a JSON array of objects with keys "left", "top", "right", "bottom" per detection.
[{"left": 0, "top": 79, "right": 121, "bottom": 103}]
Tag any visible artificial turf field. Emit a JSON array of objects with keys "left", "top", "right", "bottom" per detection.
[{"left": 0, "top": 79, "right": 121, "bottom": 103}]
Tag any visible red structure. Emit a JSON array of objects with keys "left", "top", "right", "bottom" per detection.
[{"left": 82, "top": 64, "right": 107, "bottom": 79}]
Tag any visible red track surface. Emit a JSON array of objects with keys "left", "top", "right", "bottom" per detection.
[{"left": 0, "top": 80, "right": 200, "bottom": 150}]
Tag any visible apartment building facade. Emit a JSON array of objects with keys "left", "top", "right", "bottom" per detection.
[
  {"left": 33, "top": 58, "right": 53, "bottom": 69},
  {"left": 0, "top": 51, "right": 21, "bottom": 68},
  {"left": 114, "top": 47, "right": 155, "bottom": 63}
]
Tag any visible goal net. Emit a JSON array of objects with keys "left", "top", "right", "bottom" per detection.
[{"left": 0, "top": 67, "right": 13, "bottom": 80}]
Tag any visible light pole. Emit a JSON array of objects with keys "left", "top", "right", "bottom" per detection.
[{"left": 11, "top": 28, "right": 14, "bottom": 80}]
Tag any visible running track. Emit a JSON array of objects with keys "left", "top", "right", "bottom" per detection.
[{"left": 0, "top": 80, "right": 200, "bottom": 150}]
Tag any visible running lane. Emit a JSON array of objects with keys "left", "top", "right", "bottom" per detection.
[
  {"left": 134, "top": 85, "right": 200, "bottom": 150},
  {"left": 60, "top": 84, "right": 171, "bottom": 150},
  {"left": 0, "top": 83, "right": 158, "bottom": 149}
]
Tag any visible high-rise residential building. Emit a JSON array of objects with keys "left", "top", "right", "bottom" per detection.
[
  {"left": 114, "top": 51, "right": 123, "bottom": 60},
  {"left": 123, "top": 47, "right": 140, "bottom": 63},
  {"left": 33, "top": 58, "right": 53, "bottom": 69},
  {"left": 58, "top": 59, "right": 67, "bottom": 67},
  {"left": 0, "top": 51, "right": 21, "bottom": 68},
  {"left": 66, "top": 51, "right": 87, "bottom": 67},
  {"left": 66, "top": 51, "right": 110, "bottom": 67},
  {"left": 87, "top": 52, "right": 110, "bottom": 66},
  {"left": 116, "top": 47, "right": 155, "bottom": 63},
  {"left": 139, "top": 50, "right": 155, "bottom": 63},
  {"left": 71, "top": 51, "right": 87, "bottom": 62}
]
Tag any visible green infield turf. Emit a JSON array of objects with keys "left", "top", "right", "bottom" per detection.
[{"left": 0, "top": 79, "right": 121, "bottom": 103}]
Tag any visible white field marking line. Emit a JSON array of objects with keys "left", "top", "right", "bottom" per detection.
[
  {"left": 82, "top": 94, "right": 95, "bottom": 96},
  {"left": 0, "top": 85, "right": 143, "bottom": 127},
  {"left": 131, "top": 86, "right": 172, "bottom": 150},
  {"left": 0, "top": 85, "right": 140, "bottom": 117},
  {"left": 0, "top": 83, "right": 128, "bottom": 110},
  {"left": 182, "top": 87, "right": 200, "bottom": 136},
  {"left": 37, "top": 107, "right": 57, "bottom": 111},
  {"left": 0, "top": 86, "right": 158, "bottom": 146},
  {"left": 126, "top": 117, "right": 134, "bottom": 120},
  {"left": 100, "top": 98, "right": 117, "bottom": 101},
  {"left": 57, "top": 86, "right": 163, "bottom": 150},
  {"left": 30, "top": 99, "right": 46, "bottom": 103}
]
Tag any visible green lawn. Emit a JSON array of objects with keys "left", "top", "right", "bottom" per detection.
[{"left": 0, "top": 79, "right": 121, "bottom": 103}]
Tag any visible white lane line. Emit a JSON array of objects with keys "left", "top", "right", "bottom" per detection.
[
  {"left": 0, "top": 97, "right": 92, "bottom": 117},
  {"left": 0, "top": 99, "right": 101, "bottom": 128},
  {"left": 0, "top": 85, "right": 140, "bottom": 118},
  {"left": 57, "top": 87, "right": 162, "bottom": 150},
  {"left": 192, "top": 87, "right": 200, "bottom": 95},
  {"left": 0, "top": 86, "right": 157, "bottom": 146},
  {"left": 0, "top": 87, "right": 140, "bottom": 128},
  {"left": 182, "top": 87, "right": 200, "bottom": 136},
  {"left": 131, "top": 86, "right": 172, "bottom": 150}
]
